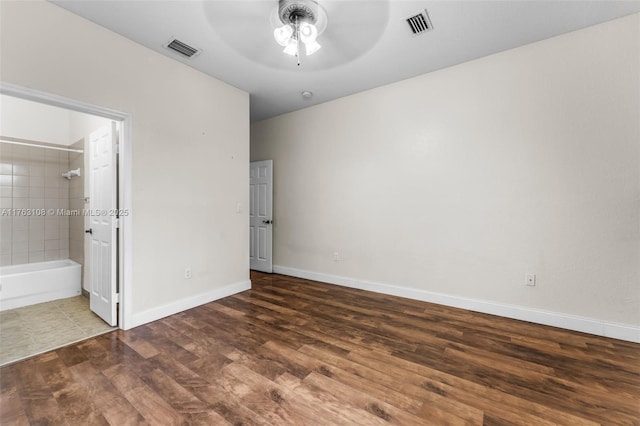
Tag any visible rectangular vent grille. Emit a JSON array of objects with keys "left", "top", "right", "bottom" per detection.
[
  {"left": 165, "top": 38, "right": 200, "bottom": 58},
  {"left": 406, "top": 10, "right": 433, "bottom": 35}
]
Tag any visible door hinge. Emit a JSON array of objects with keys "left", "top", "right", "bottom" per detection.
[
  {"left": 115, "top": 143, "right": 120, "bottom": 154},
  {"left": 114, "top": 218, "right": 120, "bottom": 229},
  {"left": 116, "top": 293, "right": 122, "bottom": 303}
]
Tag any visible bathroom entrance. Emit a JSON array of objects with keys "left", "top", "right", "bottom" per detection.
[{"left": 0, "top": 88, "right": 127, "bottom": 365}]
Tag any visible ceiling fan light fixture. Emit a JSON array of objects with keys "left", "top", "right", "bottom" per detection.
[
  {"left": 283, "top": 38, "right": 299, "bottom": 56},
  {"left": 299, "top": 21, "right": 321, "bottom": 55},
  {"left": 274, "top": 24, "right": 294, "bottom": 46},
  {"left": 273, "top": 0, "right": 326, "bottom": 63},
  {"left": 299, "top": 22, "right": 317, "bottom": 42},
  {"left": 304, "top": 39, "right": 321, "bottom": 55}
]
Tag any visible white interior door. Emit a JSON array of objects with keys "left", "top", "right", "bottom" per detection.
[
  {"left": 88, "top": 122, "right": 118, "bottom": 326},
  {"left": 250, "top": 160, "right": 273, "bottom": 273}
]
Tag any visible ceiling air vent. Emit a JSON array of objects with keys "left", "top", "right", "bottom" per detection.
[
  {"left": 406, "top": 10, "right": 433, "bottom": 35},
  {"left": 164, "top": 37, "right": 201, "bottom": 59}
]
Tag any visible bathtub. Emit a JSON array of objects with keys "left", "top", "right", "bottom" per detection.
[{"left": 0, "top": 260, "right": 82, "bottom": 311}]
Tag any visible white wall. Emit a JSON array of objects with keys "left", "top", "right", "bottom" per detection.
[
  {"left": 68, "top": 112, "right": 111, "bottom": 145},
  {"left": 0, "top": 94, "right": 72, "bottom": 145},
  {"left": 1, "top": 0, "right": 250, "bottom": 325},
  {"left": 0, "top": 93, "right": 111, "bottom": 147},
  {"left": 251, "top": 14, "right": 640, "bottom": 339}
]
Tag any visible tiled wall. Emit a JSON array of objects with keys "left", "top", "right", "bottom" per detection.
[{"left": 0, "top": 143, "right": 70, "bottom": 266}]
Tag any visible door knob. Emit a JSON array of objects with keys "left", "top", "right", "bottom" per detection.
[
  {"left": 262, "top": 220, "right": 272, "bottom": 224},
  {"left": 85, "top": 229, "right": 93, "bottom": 234}
]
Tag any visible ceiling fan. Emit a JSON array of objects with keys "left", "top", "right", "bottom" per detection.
[{"left": 201, "top": 0, "right": 390, "bottom": 71}]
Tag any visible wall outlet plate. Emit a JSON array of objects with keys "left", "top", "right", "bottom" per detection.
[{"left": 526, "top": 273, "right": 536, "bottom": 286}]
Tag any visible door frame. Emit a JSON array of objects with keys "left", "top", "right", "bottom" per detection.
[{"left": 1, "top": 81, "right": 133, "bottom": 329}]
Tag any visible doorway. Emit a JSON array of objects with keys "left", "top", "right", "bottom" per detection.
[
  {"left": 0, "top": 82, "right": 132, "bottom": 365},
  {"left": 249, "top": 160, "right": 273, "bottom": 273}
]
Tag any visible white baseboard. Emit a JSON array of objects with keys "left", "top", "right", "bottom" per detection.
[
  {"left": 130, "top": 280, "right": 251, "bottom": 329},
  {"left": 273, "top": 265, "right": 640, "bottom": 344}
]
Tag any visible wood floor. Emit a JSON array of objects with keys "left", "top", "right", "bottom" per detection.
[{"left": 1, "top": 272, "right": 638, "bottom": 425}]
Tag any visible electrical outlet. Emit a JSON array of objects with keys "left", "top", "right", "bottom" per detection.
[
  {"left": 333, "top": 252, "right": 340, "bottom": 261},
  {"left": 185, "top": 268, "right": 192, "bottom": 279},
  {"left": 526, "top": 273, "right": 536, "bottom": 286}
]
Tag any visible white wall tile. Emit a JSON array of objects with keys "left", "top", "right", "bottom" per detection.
[
  {"left": 29, "top": 147, "right": 45, "bottom": 161},
  {"left": 29, "top": 217, "right": 44, "bottom": 231},
  {"left": 0, "top": 163, "right": 12, "bottom": 174},
  {"left": 1, "top": 147, "right": 73, "bottom": 266},
  {"left": 29, "top": 165, "right": 45, "bottom": 177},
  {"left": 29, "top": 198, "right": 45, "bottom": 209},
  {"left": 45, "top": 198, "right": 58, "bottom": 209},
  {"left": 12, "top": 252, "right": 29, "bottom": 265},
  {"left": 59, "top": 227, "right": 69, "bottom": 242},
  {"left": 44, "top": 249, "right": 59, "bottom": 261},
  {"left": 44, "top": 225, "right": 60, "bottom": 241},
  {"left": 0, "top": 187, "right": 12, "bottom": 197},
  {"left": 13, "top": 187, "right": 29, "bottom": 198},
  {"left": 0, "top": 217, "right": 12, "bottom": 234},
  {"left": 12, "top": 198, "right": 29, "bottom": 209},
  {"left": 29, "top": 186, "right": 44, "bottom": 198},
  {"left": 44, "top": 176, "right": 59, "bottom": 188},
  {"left": 0, "top": 197, "right": 12, "bottom": 209},
  {"left": 59, "top": 216, "right": 69, "bottom": 229},
  {"left": 29, "top": 176, "right": 44, "bottom": 188},
  {"left": 44, "top": 239, "right": 59, "bottom": 250},
  {"left": 44, "top": 217, "right": 58, "bottom": 228},
  {"left": 12, "top": 164, "right": 29, "bottom": 176},
  {"left": 44, "top": 163, "right": 59, "bottom": 177},
  {"left": 13, "top": 146, "right": 29, "bottom": 160},
  {"left": 0, "top": 175, "right": 12, "bottom": 186},
  {"left": 59, "top": 238, "right": 69, "bottom": 249},
  {"left": 45, "top": 149, "right": 59, "bottom": 161},
  {"left": 29, "top": 239, "right": 44, "bottom": 251},
  {"left": 0, "top": 143, "right": 12, "bottom": 155},
  {"left": 12, "top": 176, "right": 29, "bottom": 187},
  {"left": 58, "top": 187, "right": 69, "bottom": 199},
  {"left": 12, "top": 230, "right": 27, "bottom": 243},
  {"left": 28, "top": 251, "right": 45, "bottom": 262},
  {"left": 0, "top": 238, "right": 11, "bottom": 254},
  {"left": 12, "top": 217, "right": 28, "bottom": 232},
  {"left": 12, "top": 240, "right": 28, "bottom": 253},
  {"left": 44, "top": 186, "right": 59, "bottom": 199}
]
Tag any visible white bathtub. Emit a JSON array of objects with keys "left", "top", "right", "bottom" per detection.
[{"left": 0, "top": 260, "right": 82, "bottom": 311}]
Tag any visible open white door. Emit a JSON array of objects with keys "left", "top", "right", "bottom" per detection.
[
  {"left": 250, "top": 160, "right": 273, "bottom": 273},
  {"left": 88, "top": 122, "right": 118, "bottom": 326}
]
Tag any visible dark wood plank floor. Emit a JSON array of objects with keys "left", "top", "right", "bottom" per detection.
[{"left": 1, "top": 272, "right": 639, "bottom": 425}]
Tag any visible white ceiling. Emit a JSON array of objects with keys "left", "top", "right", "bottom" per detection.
[{"left": 51, "top": 0, "right": 640, "bottom": 122}]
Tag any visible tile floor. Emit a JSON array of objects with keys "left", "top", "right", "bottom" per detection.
[{"left": 0, "top": 296, "right": 115, "bottom": 366}]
